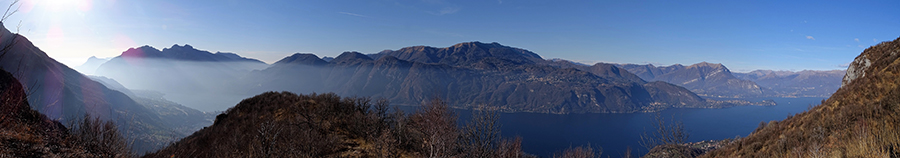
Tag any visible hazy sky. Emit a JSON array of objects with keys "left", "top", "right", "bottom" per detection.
[{"left": 3, "top": 0, "right": 898, "bottom": 72}]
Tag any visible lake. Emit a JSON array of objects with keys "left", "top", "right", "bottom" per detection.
[{"left": 416, "top": 97, "right": 826, "bottom": 157}]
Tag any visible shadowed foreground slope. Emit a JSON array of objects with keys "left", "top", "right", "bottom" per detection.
[
  {"left": 144, "top": 92, "right": 531, "bottom": 157},
  {"left": 701, "top": 37, "right": 900, "bottom": 157},
  {"left": 0, "top": 69, "right": 131, "bottom": 157}
]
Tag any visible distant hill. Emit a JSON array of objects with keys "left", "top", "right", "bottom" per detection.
[
  {"left": 73, "top": 56, "right": 109, "bottom": 75},
  {"left": 95, "top": 44, "right": 269, "bottom": 111},
  {"left": 250, "top": 42, "right": 766, "bottom": 114},
  {"left": 733, "top": 70, "right": 844, "bottom": 97},
  {"left": 618, "top": 62, "right": 768, "bottom": 98},
  {"left": 702, "top": 37, "right": 900, "bottom": 157}
]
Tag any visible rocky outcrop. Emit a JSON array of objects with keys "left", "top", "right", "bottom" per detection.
[{"left": 842, "top": 54, "right": 872, "bottom": 87}]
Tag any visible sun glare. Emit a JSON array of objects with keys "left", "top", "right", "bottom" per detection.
[{"left": 43, "top": 0, "right": 91, "bottom": 12}]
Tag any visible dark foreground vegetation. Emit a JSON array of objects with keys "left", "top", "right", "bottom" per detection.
[
  {"left": 144, "top": 91, "right": 604, "bottom": 157},
  {"left": 0, "top": 69, "right": 132, "bottom": 157}
]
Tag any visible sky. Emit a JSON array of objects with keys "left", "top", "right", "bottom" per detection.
[{"left": 1, "top": 0, "right": 899, "bottom": 72}]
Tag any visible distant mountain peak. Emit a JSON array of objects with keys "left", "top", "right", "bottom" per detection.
[
  {"left": 169, "top": 44, "right": 193, "bottom": 49},
  {"left": 450, "top": 41, "right": 501, "bottom": 48},
  {"left": 687, "top": 62, "right": 725, "bottom": 69},
  {"left": 375, "top": 41, "right": 543, "bottom": 66},
  {"left": 118, "top": 44, "right": 264, "bottom": 63},
  {"left": 273, "top": 53, "right": 327, "bottom": 66},
  {"left": 335, "top": 51, "right": 372, "bottom": 60},
  {"left": 330, "top": 51, "right": 373, "bottom": 65}
]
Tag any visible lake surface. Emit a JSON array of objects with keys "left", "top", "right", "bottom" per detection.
[{"left": 408, "top": 97, "right": 826, "bottom": 157}]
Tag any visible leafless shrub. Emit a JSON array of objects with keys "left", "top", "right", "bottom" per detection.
[
  {"left": 553, "top": 144, "right": 600, "bottom": 158},
  {"left": 496, "top": 136, "right": 524, "bottom": 158},
  {"left": 68, "top": 114, "right": 132, "bottom": 158},
  {"left": 640, "top": 113, "right": 688, "bottom": 150}
]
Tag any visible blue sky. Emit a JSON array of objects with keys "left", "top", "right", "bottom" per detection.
[{"left": 3, "top": 0, "right": 899, "bottom": 72}]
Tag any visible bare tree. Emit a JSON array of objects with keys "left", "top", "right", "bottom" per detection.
[
  {"left": 640, "top": 112, "right": 689, "bottom": 156},
  {"left": 496, "top": 136, "right": 524, "bottom": 158},
  {"left": 256, "top": 120, "right": 282, "bottom": 158},
  {"left": 411, "top": 98, "right": 459, "bottom": 157},
  {"left": 0, "top": 0, "right": 19, "bottom": 60},
  {"left": 460, "top": 109, "right": 501, "bottom": 157}
]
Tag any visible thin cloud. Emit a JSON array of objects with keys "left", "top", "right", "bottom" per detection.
[
  {"left": 806, "top": 36, "right": 815, "bottom": 40},
  {"left": 498, "top": 0, "right": 503, "bottom": 4},
  {"left": 854, "top": 38, "right": 859, "bottom": 42},
  {"left": 435, "top": 7, "right": 460, "bottom": 15},
  {"left": 874, "top": 38, "right": 878, "bottom": 42},
  {"left": 338, "top": 12, "right": 369, "bottom": 18},
  {"left": 838, "top": 62, "right": 851, "bottom": 68}
]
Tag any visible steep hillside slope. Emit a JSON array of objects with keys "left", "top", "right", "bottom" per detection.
[
  {"left": 702, "top": 37, "right": 900, "bottom": 157},
  {"left": 0, "top": 69, "right": 130, "bottom": 157}
]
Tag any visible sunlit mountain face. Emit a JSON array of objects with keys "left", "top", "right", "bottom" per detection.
[{"left": 2, "top": 0, "right": 898, "bottom": 157}]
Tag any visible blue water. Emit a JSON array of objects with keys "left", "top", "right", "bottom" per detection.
[{"left": 407, "top": 97, "right": 825, "bottom": 157}]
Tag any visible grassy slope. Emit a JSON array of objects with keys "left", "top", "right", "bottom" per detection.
[{"left": 702, "top": 37, "right": 900, "bottom": 157}]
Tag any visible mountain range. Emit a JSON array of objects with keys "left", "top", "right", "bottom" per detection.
[
  {"left": 617, "top": 62, "right": 843, "bottom": 98},
  {"left": 95, "top": 42, "right": 768, "bottom": 114},
  {"left": 95, "top": 44, "right": 268, "bottom": 111},
  {"left": 733, "top": 70, "right": 844, "bottom": 97},
  {"left": 617, "top": 62, "right": 768, "bottom": 98}
]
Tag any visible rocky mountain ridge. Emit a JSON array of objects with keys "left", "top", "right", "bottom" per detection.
[{"left": 618, "top": 62, "right": 767, "bottom": 98}]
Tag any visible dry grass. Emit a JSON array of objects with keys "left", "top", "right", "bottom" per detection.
[{"left": 702, "top": 37, "right": 900, "bottom": 158}]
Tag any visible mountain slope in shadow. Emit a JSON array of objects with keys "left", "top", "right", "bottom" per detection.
[{"left": 251, "top": 42, "right": 761, "bottom": 114}]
